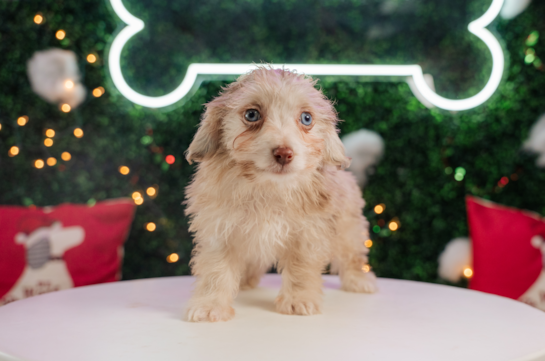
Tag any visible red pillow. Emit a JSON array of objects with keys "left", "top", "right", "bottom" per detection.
[
  {"left": 467, "top": 196, "right": 545, "bottom": 305},
  {"left": 0, "top": 199, "right": 135, "bottom": 305}
]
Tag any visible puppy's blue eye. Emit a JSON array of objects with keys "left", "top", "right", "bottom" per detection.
[
  {"left": 244, "top": 109, "right": 261, "bottom": 122},
  {"left": 300, "top": 112, "right": 312, "bottom": 126}
]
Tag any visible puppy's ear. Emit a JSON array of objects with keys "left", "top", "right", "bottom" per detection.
[
  {"left": 323, "top": 128, "right": 351, "bottom": 170},
  {"left": 185, "top": 100, "right": 226, "bottom": 164},
  {"left": 186, "top": 79, "right": 245, "bottom": 164}
]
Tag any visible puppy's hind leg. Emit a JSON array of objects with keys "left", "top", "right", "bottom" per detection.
[
  {"left": 333, "top": 214, "right": 378, "bottom": 294},
  {"left": 239, "top": 261, "right": 268, "bottom": 290}
]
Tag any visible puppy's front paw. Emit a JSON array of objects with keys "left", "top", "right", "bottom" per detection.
[
  {"left": 186, "top": 304, "right": 235, "bottom": 322},
  {"left": 342, "top": 271, "right": 378, "bottom": 294},
  {"left": 275, "top": 295, "right": 322, "bottom": 316}
]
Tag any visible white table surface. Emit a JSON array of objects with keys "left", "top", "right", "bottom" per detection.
[{"left": 0, "top": 275, "right": 545, "bottom": 361}]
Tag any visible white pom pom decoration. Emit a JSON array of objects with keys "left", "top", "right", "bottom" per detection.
[
  {"left": 342, "top": 129, "right": 384, "bottom": 188},
  {"left": 438, "top": 238, "right": 472, "bottom": 283},
  {"left": 500, "top": 0, "right": 532, "bottom": 19},
  {"left": 27, "top": 49, "right": 86, "bottom": 109},
  {"left": 523, "top": 114, "right": 545, "bottom": 167}
]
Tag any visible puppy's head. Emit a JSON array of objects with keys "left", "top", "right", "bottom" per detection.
[{"left": 186, "top": 67, "right": 349, "bottom": 180}]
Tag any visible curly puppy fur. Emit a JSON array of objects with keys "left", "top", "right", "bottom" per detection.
[{"left": 185, "top": 67, "right": 377, "bottom": 322}]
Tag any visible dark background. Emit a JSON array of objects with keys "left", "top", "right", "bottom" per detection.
[{"left": 0, "top": 0, "right": 544, "bottom": 286}]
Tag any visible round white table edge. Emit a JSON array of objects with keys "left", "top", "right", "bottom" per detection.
[
  {"left": 2, "top": 276, "right": 545, "bottom": 361},
  {"left": 2, "top": 338, "right": 545, "bottom": 361},
  {"left": 0, "top": 350, "right": 26, "bottom": 361},
  {"left": 514, "top": 349, "right": 545, "bottom": 361}
]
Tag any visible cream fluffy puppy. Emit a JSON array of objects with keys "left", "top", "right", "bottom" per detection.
[{"left": 185, "top": 67, "right": 377, "bottom": 322}]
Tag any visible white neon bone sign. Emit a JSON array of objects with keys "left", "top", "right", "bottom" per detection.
[{"left": 108, "top": 0, "right": 505, "bottom": 111}]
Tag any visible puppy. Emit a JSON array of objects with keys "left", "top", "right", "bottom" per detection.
[{"left": 184, "top": 67, "right": 377, "bottom": 322}]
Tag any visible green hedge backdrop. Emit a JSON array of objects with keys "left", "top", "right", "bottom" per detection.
[{"left": 0, "top": 0, "right": 544, "bottom": 285}]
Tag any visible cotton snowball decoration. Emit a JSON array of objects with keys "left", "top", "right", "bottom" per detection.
[
  {"left": 500, "top": 0, "right": 532, "bottom": 19},
  {"left": 342, "top": 129, "right": 384, "bottom": 188},
  {"left": 523, "top": 114, "right": 545, "bottom": 167},
  {"left": 437, "top": 238, "right": 472, "bottom": 283},
  {"left": 27, "top": 49, "right": 86, "bottom": 109}
]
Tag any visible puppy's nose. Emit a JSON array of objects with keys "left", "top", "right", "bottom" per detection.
[{"left": 273, "top": 147, "right": 294, "bottom": 165}]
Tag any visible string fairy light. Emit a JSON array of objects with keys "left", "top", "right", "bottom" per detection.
[
  {"left": 34, "top": 159, "right": 44, "bottom": 169},
  {"left": 73, "top": 128, "right": 84, "bottom": 138},
  {"left": 523, "top": 31, "right": 543, "bottom": 71},
  {"left": 454, "top": 167, "right": 466, "bottom": 181},
  {"left": 146, "top": 187, "right": 156, "bottom": 196},
  {"left": 9, "top": 146, "right": 19, "bottom": 157},
  {"left": 61, "top": 104, "right": 71, "bottom": 112},
  {"left": 61, "top": 152, "right": 71, "bottom": 161},
  {"left": 362, "top": 264, "right": 371, "bottom": 273},
  {"left": 119, "top": 166, "right": 130, "bottom": 175},
  {"left": 388, "top": 221, "right": 399, "bottom": 231},
  {"left": 0, "top": 123, "right": 2, "bottom": 131},
  {"left": 34, "top": 14, "right": 44, "bottom": 24},
  {"left": 55, "top": 30, "right": 65, "bottom": 40},
  {"left": 44, "top": 138, "right": 53, "bottom": 147},
  {"left": 364, "top": 239, "right": 373, "bottom": 248},
  {"left": 87, "top": 54, "right": 97, "bottom": 63},
  {"left": 132, "top": 191, "right": 144, "bottom": 205},
  {"left": 92, "top": 87, "right": 105, "bottom": 97},
  {"left": 167, "top": 253, "right": 179, "bottom": 263},
  {"left": 525, "top": 49, "right": 536, "bottom": 64},
  {"left": 64, "top": 80, "right": 74, "bottom": 89},
  {"left": 47, "top": 157, "right": 57, "bottom": 166},
  {"left": 165, "top": 155, "right": 175, "bottom": 165},
  {"left": 374, "top": 204, "right": 385, "bottom": 214},
  {"left": 145, "top": 222, "right": 156, "bottom": 232},
  {"left": 527, "top": 31, "right": 539, "bottom": 47},
  {"left": 17, "top": 116, "right": 28, "bottom": 126},
  {"left": 463, "top": 267, "right": 473, "bottom": 278},
  {"left": 45, "top": 129, "right": 55, "bottom": 138},
  {"left": 498, "top": 176, "right": 509, "bottom": 188}
]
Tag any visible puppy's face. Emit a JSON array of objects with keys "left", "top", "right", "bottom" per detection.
[{"left": 187, "top": 68, "right": 349, "bottom": 181}]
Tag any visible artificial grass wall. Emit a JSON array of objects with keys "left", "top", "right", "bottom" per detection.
[{"left": 1, "top": 0, "right": 544, "bottom": 284}]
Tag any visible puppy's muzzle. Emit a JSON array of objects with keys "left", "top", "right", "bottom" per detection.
[{"left": 273, "top": 147, "right": 294, "bottom": 166}]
